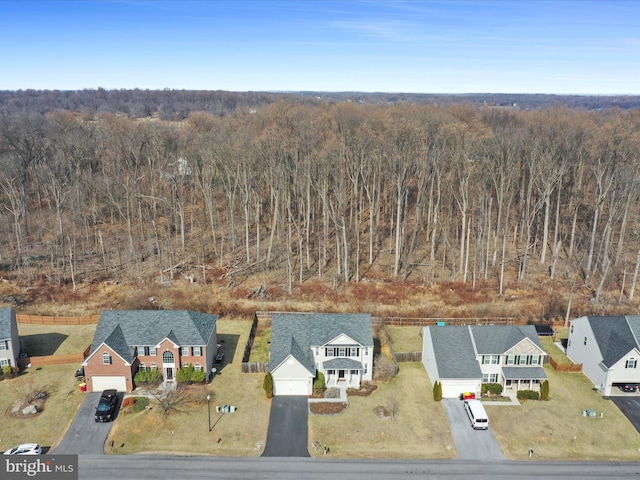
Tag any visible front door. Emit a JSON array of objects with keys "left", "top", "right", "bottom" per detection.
[
  {"left": 165, "top": 367, "right": 174, "bottom": 380},
  {"left": 338, "top": 369, "right": 345, "bottom": 381}
]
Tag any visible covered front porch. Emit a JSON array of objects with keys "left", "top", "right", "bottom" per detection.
[
  {"left": 323, "top": 358, "right": 363, "bottom": 388},
  {"left": 502, "top": 366, "right": 547, "bottom": 391}
]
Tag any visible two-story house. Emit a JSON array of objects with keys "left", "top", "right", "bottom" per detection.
[
  {"left": 83, "top": 310, "right": 218, "bottom": 392},
  {"left": 0, "top": 307, "right": 20, "bottom": 370},
  {"left": 566, "top": 315, "right": 640, "bottom": 396},
  {"left": 422, "top": 325, "right": 547, "bottom": 398},
  {"left": 269, "top": 313, "right": 374, "bottom": 396}
]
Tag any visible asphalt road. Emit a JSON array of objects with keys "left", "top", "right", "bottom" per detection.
[
  {"left": 76, "top": 455, "right": 640, "bottom": 480},
  {"left": 262, "top": 395, "right": 310, "bottom": 457},
  {"left": 442, "top": 399, "right": 505, "bottom": 460},
  {"left": 52, "top": 392, "right": 117, "bottom": 454}
]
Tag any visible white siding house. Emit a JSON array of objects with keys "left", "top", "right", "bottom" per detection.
[
  {"left": 269, "top": 313, "right": 373, "bottom": 396},
  {"left": 566, "top": 315, "right": 640, "bottom": 396},
  {"left": 422, "top": 325, "right": 547, "bottom": 399}
]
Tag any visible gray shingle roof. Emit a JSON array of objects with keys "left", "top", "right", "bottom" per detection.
[
  {"left": 426, "top": 326, "right": 483, "bottom": 379},
  {"left": 502, "top": 367, "right": 547, "bottom": 380},
  {"left": 323, "top": 358, "right": 362, "bottom": 369},
  {"left": 469, "top": 325, "right": 543, "bottom": 354},
  {"left": 89, "top": 310, "right": 217, "bottom": 361},
  {"left": 586, "top": 316, "right": 640, "bottom": 368},
  {"left": 0, "top": 307, "right": 14, "bottom": 340},
  {"left": 269, "top": 313, "right": 373, "bottom": 374}
]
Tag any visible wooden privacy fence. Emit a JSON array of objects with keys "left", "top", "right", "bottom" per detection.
[
  {"left": 550, "top": 358, "right": 582, "bottom": 372},
  {"left": 17, "top": 314, "right": 100, "bottom": 325},
  {"left": 395, "top": 352, "right": 422, "bottom": 362},
  {"left": 241, "top": 362, "right": 268, "bottom": 374},
  {"left": 18, "top": 345, "right": 91, "bottom": 369}
]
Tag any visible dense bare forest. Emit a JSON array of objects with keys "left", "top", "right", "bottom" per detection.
[{"left": 1, "top": 93, "right": 639, "bottom": 321}]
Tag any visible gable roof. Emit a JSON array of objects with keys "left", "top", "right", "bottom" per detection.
[
  {"left": 0, "top": 307, "right": 15, "bottom": 340},
  {"left": 269, "top": 313, "right": 373, "bottom": 375},
  {"left": 469, "top": 325, "right": 544, "bottom": 354},
  {"left": 425, "top": 326, "right": 483, "bottom": 379},
  {"left": 88, "top": 310, "right": 217, "bottom": 361},
  {"left": 584, "top": 316, "right": 640, "bottom": 368}
]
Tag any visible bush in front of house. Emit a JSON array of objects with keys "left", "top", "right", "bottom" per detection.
[
  {"left": 481, "top": 383, "right": 503, "bottom": 396},
  {"left": 313, "top": 372, "right": 325, "bottom": 396},
  {"left": 433, "top": 380, "right": 442, "bottom": 401},
  {"left": 540, "top": 380, "right": 550, "bottom": 400},
  {"left": 133, "top": 396, "right": 150, "bottom": 412},
  {"left": 517, "top": 389, "right": 540, "bottom": 401},
  {"left": 3, "top": 365, "right": 15, "bottom": 379},
  {"left": 176, "top": 364, "right": 206, "bottom": 383},
  {"left": 134, "top": 368, "right": 162, "bottom": 385},
  {"left": 263, "top": 372, "right": 273, "bottom": 398}
]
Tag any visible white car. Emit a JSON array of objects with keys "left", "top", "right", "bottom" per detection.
[{"left": 3, "top": 443, "right": 42, "bottom": 455}]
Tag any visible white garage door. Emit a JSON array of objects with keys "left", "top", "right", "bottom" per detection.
[
  {"left": 91, "top": 375, "right": 127, "bottom": 392},
  {"left": 441, "top": 381, "right": 479, "bottom": 399},
  {"left": 274, "top": 379, "right": 310, "bottom": 396}
]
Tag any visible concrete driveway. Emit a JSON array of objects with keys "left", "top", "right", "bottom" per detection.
[
  {"left": 442, "top": 399, "right": 505, "bottom": 461},
  {"left": 262, "top": 396, "right": 310, "bottom": 457},
  {"left": 610, "top": 395, "right": 640, "bottom": 434},
  {"left": 52, "top": 392, "right": 119, "bottom": 454}
]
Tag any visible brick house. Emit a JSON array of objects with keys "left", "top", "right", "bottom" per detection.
[{"left": 83, "top": 310, "right": 218, "bottom": 392}]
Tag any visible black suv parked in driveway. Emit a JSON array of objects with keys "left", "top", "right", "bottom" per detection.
[{"left": 95, "top": 389, "right": 118, "bottom": 422}]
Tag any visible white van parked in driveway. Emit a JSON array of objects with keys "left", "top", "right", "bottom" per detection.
[{"left": 464, "top": 399, "right": 489, "bottom": 429}]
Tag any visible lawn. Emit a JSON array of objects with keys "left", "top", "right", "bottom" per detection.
[
  {"left": 488, "top": 365, "right": 640, "bottom": 460},
  {"left": 249, "top": 326, "right": 270, "bottom": 363},
  {"left": 540, "top": 336, "right": 572, "bottom": 365},
  {"left": 308, "top": 362, "right": 455, "bottom": 459},
  {"left": 106, "top": 317, "right": 271, "bottom": 456},
  {"left": 18, "top": 323, "right": 96, "bottom": 356},
  {"left": 0, "top": 364, "right": 86, "bottom": 452},
  {"left": 386, "top": 326, "right": 423, "bottom": 352}
]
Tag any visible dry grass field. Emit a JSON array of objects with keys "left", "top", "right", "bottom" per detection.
[
  {"left": 17, "top": 323, "right": 96, "bottom": 356},
  {"left": 386, "top": 326, "right": 423, "bottom": 352},
  {"left": 0, "top": 364, "right": 86, "bottom": 451},
  {"left": 488, "top": 365, "right": 640, "bottom": 460},
  {"left": 309, "top": 362, "right": 455, "bottom": 459},
  {"left": 106, "top": 318, "right": 271, "bottom": 456}
]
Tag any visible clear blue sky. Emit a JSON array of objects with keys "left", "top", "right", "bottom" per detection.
[{"left": 1, "top": 1, "right": 639, "bottom": 94}]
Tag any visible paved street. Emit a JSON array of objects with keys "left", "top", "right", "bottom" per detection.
[{"left": 76, "top": 455, "right": 640, "bottom": 480}]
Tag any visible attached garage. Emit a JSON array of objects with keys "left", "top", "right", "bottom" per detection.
[
  {"left": 440, "top": 380, "right": 481, "bottom": 399},
  {"left": 271, "top": 356, "right": 314, "bottom": 396},
  {"left": 273, "top": 378, "right": 312, "bottom": 396},
  {"left": 90, "top": 375, "right": 127, "bottom": 392}
]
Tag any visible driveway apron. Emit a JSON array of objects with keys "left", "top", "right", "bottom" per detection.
[
  {"left": 611, "top": 396, "right": 640, "bottom": 434},
  {"left": 52, "top": 392, "right": 116, "bottom": 454},
  {"left": 442, "top": 399, "right": 505, "bottom": 461},
  {"left": 262, "top": 396, "right": 310, "bottom": 457}
]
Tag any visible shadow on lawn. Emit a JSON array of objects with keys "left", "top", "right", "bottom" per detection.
[
  {"left": 20, "top": 333, "right": 68, "bottom": 356},
  {"left": 215, "top": 333, "right": 240, "bottom": 372}
]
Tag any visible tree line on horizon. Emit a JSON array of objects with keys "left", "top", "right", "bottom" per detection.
[{"left": 0, "top": 101, "right": 639, "bottom": 310}]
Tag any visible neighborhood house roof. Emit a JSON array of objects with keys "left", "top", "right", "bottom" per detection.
[
  {"left": 583, "top": 316, "right": 640, "bottom": 368},
  {"left": 426, "top": 324, "right": 545, "bottom": 380},
  {"left": 270, "top": 313, "right": 373, "bottom": 374},
  {"left": 0, "top": 307, "right": 14, "bottom": 340},
  {"left": 469, "top": 325, "right": 544, "bottom": 354},
  {"left": 427, "top": 326, "right": 483, "bottom": 379},
  {"left": 502, "top": 366, "right": 547, "bottom": 380},
  {"left": 89, "top": 310, "right": 218, "bottom": 363}
]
